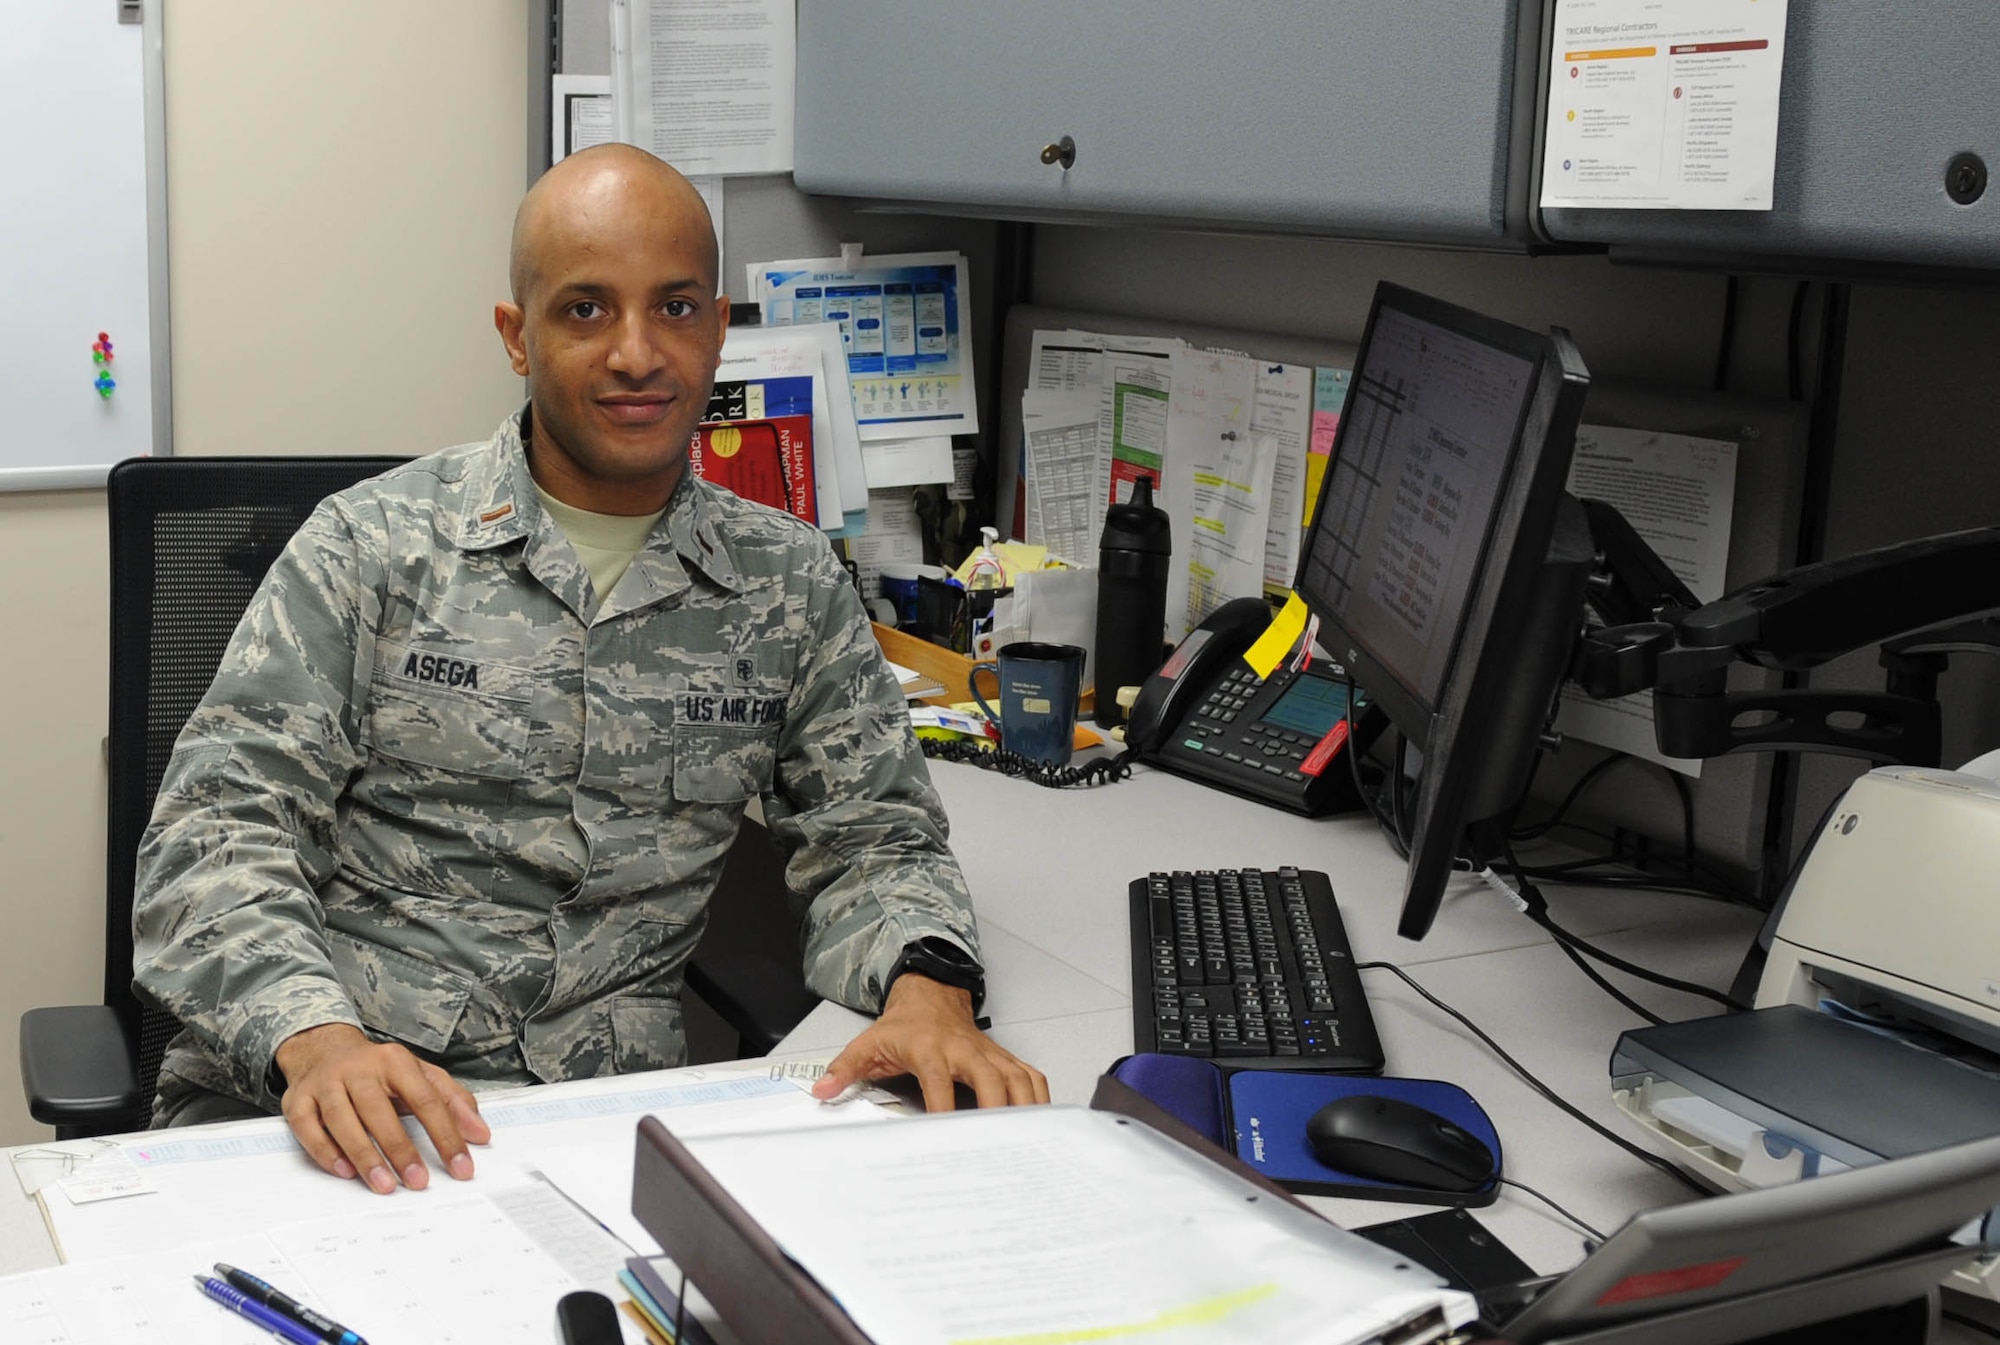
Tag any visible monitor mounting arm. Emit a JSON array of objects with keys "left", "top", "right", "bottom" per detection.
[{"left": 1571, "top": 512, "right": 2000, "bottom": 767}]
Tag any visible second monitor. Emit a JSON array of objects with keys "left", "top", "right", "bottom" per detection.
[{"left": 1296, "top": 283, "right": 1592, "bottom": 941}]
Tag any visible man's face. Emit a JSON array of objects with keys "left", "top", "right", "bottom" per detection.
[{"left": 496, "top": 175, "right": 728, "bottom": 514}]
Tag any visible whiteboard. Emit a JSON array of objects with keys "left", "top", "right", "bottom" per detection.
[{"left": 0, "top": 2, "right": 170, "bottom": 490}]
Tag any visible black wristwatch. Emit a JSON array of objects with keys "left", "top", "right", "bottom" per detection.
[{"left": 884, "top": 937, "right": 986, "bottom": 1013}]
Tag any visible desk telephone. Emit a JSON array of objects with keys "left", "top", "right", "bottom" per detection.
[{"left": 1127, "top": 598, "right": 1375, "bottom": 817}]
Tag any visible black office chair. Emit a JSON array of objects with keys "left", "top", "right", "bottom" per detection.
[{"left": 19, "top": 455, "right": 408, "bottom": 1138}]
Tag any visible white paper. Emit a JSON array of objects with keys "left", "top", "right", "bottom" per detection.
[
  {"left": 55, "top": 1149, "right": 152, "bottom": 1206},
  {"left": 532, "top": 1089, "right": 893, "bottom": 1261},
  {"left": 1096, "top": 341, "right": 1178, "bottom": 518},
  {"left": 1554, "top": 424, "right": 1740, "bottom": 773},
  {"left": 692, "top": 174, "right": 724, "bottom": 280},
  {"left": 711, "top": 321, "right": 867, "bottom": 520},
  {"left": 610, "top": 0, "right": 795, "bottom": 177},
  {"left": 43, "top": 1067, "right": 798, "bottom": 1264},
  {"left": 849, "top": 488, "right": 926, "bottom": 597},
  {"left": 551, "top": 74, "right": 614, "bottom": 164},
  {"left": 685, "top": 1108, "right": 1473, "bottom": 1345},
  {"left": 1253, "top": 362, "right": 1314, "bottom": 593},
  {"left": 1169, "top": 348, "right": 1271, "bottom": 634},
  {"left": 948, "top": 443, "right": 977, "bottom": 502},
  {"left": 1024, "top": 328, "right": 1182, "bottom": 534},
  {"left": 862, "top": 435, "right": 953, "bottom": 489},
  {"left": 0, "top": 1233, "right": 314, "bottom": 1344},
  {"left": 0, "top": 1200, "right": 644, "bottom": 1345},
  {"left": 1021, "top": 390, "right": 1107, "bottom": 563},
  {"left": 753, "top": 251, "right": 979, "bottom": 440},
  {"left": 1541, "top": 0, "right": 1789, "bottom": 210},
  {"left": 1029, "top": 328, "right": 1110, "bottom": 393},
  {"left": 266, "top": 1191, "right": 640, "bottom": 1344}
]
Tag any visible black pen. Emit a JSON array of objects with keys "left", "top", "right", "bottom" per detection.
[{"left": 214, "top": 1263, "right": 369, "bottom": 1345}]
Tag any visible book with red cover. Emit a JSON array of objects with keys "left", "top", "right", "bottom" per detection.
[{"left": 688, "top": 413, "right": 817, "bottom": 524}]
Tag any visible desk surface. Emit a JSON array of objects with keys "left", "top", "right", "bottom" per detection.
[
  {"left": 7, "top": 756, "right": 1990, "bottom": 1339},
  {"left": 781, "top": 757, "right": 1765, "bottom": 1277}
]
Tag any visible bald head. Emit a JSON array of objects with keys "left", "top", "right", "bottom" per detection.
[
  {"left": 494, "top": 142, "right": 730, "bottom": 514},
  {"left": 509, "top": 144, "right": 718, "bottom": 308}
]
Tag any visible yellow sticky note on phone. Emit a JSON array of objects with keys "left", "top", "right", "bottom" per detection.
[{"left": 1244, "top": 591, "right": 1310, "bottom": 679}]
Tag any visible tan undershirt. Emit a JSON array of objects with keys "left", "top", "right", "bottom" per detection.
[{"left": 535, "top": 485, "right": 666, "bottom": 618}]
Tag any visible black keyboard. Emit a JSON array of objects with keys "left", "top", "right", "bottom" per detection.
[{"left": 1129, "top": 867, "right": 1384, "bottom": 1072}]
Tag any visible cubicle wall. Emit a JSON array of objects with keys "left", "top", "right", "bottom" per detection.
[
  {"left": 791, "top": 1, "right": 2000, "bottom": 884},
  {"left": 1024, "top": 224, "right": 2000, "bottom": 883},
  {"left": 999, "top": 303, "right": 1807, "bottom": 883}
]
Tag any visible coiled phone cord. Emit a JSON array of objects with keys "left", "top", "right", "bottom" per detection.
[{"left": 918, "top": 737, "right": 1137, "bottom": 789}]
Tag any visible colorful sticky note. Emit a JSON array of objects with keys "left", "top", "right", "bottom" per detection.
[{"left": 1244, "top": 590, "right": 1309, "bottom": 678}]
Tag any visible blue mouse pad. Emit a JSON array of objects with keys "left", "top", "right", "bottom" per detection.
[{"left": 1228, "top": 1072, "right": 1501, "bottom": 1207}]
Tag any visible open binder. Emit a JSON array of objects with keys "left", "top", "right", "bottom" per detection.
[
  {"left": 630, "top": 1079, "right": 2000, "bottom": 1345},
  {"left": 630, "top": 1079, "right": 1472, "bottom": 1345}
]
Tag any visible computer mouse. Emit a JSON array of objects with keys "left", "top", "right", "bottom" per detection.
[{"left": 1304, "top": 1093, "right": 1497, "bottom": 1192}]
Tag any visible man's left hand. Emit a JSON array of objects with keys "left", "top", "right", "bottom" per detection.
[{"left": 812, "top": 974, "right": 1049, "bottom": 1110}]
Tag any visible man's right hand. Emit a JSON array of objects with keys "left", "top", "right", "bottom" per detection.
[{"left": 274, "top": 1023, "right": 491, "bottom": 1194}]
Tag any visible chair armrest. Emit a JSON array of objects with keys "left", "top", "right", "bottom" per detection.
[
  {"left": 685, "top": 953, "right": 823, "bottom": 1057},
  {"left": 20, "top": 1005, "right": 143, "bottom": 1129}
]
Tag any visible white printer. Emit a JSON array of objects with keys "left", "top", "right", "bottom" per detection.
[{"left": 1611, "top": 765, "right": 2000, "bottom": 1300}]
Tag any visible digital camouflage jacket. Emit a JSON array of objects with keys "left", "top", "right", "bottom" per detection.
[{"left": 132, "top": 412, "right": 977, "bottom": 1122}]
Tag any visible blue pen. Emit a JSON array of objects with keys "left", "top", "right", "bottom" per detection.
[
  {"left": 215, "top": 1263, "right": 368, "bottom": 1345},
  {"left": 192, "top": 1275, "right": 326, "bottom": 1345}
]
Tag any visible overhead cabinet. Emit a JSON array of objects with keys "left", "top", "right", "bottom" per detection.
[
  {"left": 797, "top": 3, "right": 2000, "bottom": 275},
  {"left": 794, "top": 1, "right": 1545, "bottom": 249}
]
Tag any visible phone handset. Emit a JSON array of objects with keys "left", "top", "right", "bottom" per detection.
[{"left": 1123, "top": 597, "right": 1273, "bottom": 755}]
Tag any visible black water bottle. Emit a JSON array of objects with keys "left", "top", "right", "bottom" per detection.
[{"left": 1094, "top": 474, "right": 1171, "bottom": 727}]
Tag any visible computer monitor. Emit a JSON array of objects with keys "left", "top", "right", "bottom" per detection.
[{"left": 1295, "top": 283, "right": 1592, "bottom": 940}]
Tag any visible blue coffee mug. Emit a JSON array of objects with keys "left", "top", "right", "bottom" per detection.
[{"left": 969, "top": 641, "right": 1086, "bottom": 765}]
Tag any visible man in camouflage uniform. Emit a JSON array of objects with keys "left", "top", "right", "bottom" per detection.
[{"left": 132, "top": 144, "right": 1045, "bottom": 1196}]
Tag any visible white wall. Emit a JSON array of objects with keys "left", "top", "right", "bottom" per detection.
[{"left": 0, "top": 0, "right": 526, "bottom": 1145}]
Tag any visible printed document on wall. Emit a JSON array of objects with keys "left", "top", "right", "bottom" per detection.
[
  {"left": 752, "top": 252, "right": 978, "bottom": 440},
  {"left": 1554, "top": 424, "right": 1739, "bottom": 773},
  {"left": 1168, "top": 348, "right": 1270, "bottom": 633},
  {"left": 849, "top": 489, "right": 927, "bottom": 599},
  {"left": 552, "top": 75, "right": 614, "bottom": 163},
  {"left": 862, "top": 435, "right": 954, "bottom": 490},
  {"left": 1030, "top": 328, "right": 1110, "bottom": 394},
  {"left": 1541, "top": 0, "right": 1788, "bottom": 210},
  {"left": 611, "top": 0, "right": 795, "bottom": 176},
  {"left": 1022, "top": 390, "right": 1107, "bottom": 564},
  {"left": 1254, "top": 362, "right": 1314, "bottom": 594},
  {"left": 1097, "top": 340, "right": 1179, "bottom": 513}
]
